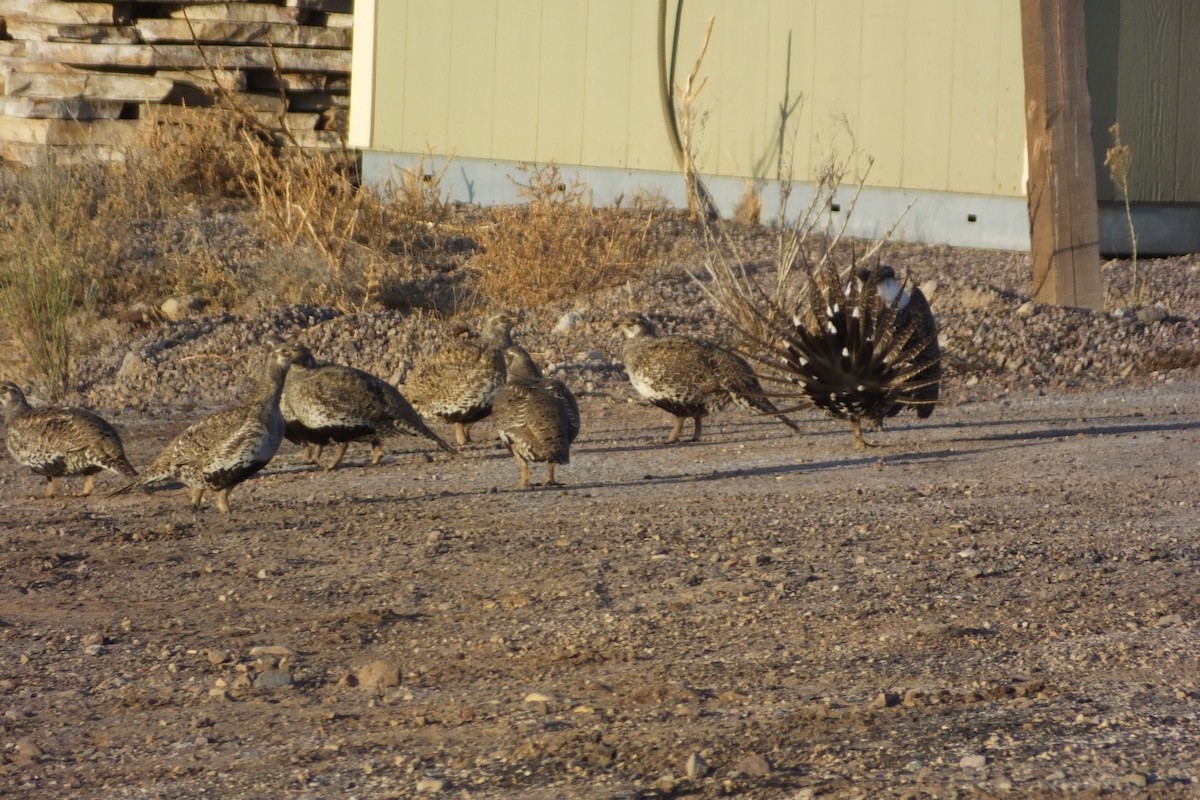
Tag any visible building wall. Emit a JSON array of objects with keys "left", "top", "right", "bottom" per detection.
[
  {"left": 1086, "top": 0, "right": 1200, "bottom": 203},
  {"left": 358, "top": 0, "right": 1027, "bottom": 199}
]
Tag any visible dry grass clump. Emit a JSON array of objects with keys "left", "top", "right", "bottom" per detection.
[
  {"left": 0, "top": 157, "right": 112, "bottom": 398},
  {"left": 473, "top": 163, "right": 665, "bottom": 308}
]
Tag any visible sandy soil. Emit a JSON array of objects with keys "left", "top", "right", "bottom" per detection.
[{"left": 1, "top": 374, "right": 1197, "bottom": 799}]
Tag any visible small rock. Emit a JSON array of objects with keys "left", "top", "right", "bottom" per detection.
[
  {"left": 554, "top": 311, "right": 582, "bottom": 333},
  {"left": 686, "top": 752, "right": 709, "bottom": 779},
  {"left": 14, "top": 739, "right": 42, "bottom": 760},
  {"left": 732, "top": 752, "right": 771, "bottom": 777},
  {"left": 1119, "top": 772, "right": 1148, "bottom": 788},
  {"left": 959, "top": 753, "right": 987, "bottom": 770},
  {"left": 1016, "top": 300, "right": 1036, "bottom": 317},
  {"left": 869, "top": 691, "right": 900, "bottom": 709},
  {"left": 253, "top": 668, "right": 292, "bottom": 689},
  {"left": 207, "top": 649, "right": 229, "bottom": 666},
  {"left": 416, "top": 777, "right": 446, "bottom": 793},
  {"left": 356, "top": 659, "right": 402, "bottom": 690},
  {"left": 249, "top": 645, "right": 296, "bottom": 657},
  {"left": 1154, "top": 613, "right": 1183, "bottom": 628},
  {"left": 523, "top": 691, "right": 555, "bottom": 703},
  {"left": 84, "top": 644, "right": 106, "bottom": 656}
]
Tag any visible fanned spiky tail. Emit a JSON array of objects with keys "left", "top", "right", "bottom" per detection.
[
  {"left": 777, "top": 261, "right": 941, "bottom": 427},
  {"left": 713, "top": 261, "right": 941, "bottom": 442}
]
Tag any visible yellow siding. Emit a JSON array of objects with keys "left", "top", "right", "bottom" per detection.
[
  {"left": 535, "top": 2, "right": 588, "bottom": 164},
  {"left": 900, "top": 1, "right": 954, "bottom": 191},
  {"left": 624, "top": 2, "right": 675, "bottom": 170},
  {"left": 491, "top": 0, "right": 541, "bottom": 161},
  {"left": 947, "top": 2, "right": 1003, "bottom": 194},
  {"left": 400, "top": 2, "right": 452, "bottom": 151},
  {"left": 370, "top": 2, "right": 407, "bottom": 148},
  {"left": 992, "top": 0, "right": 1026, "bottom": 196},
  {"left": 446, "top": 0, "right": 498, "bottom": 157},
  {"left": 857, "top": 1, "right": 908, "bottom": 187},
  {"left": 762, "top": 0, "right": 816, "bottom": 181},
  {"left": 809, "top": 0, "right": 863, "bottom": 174},
  {"left": 581, "top": 2, "right": 633, "bottom": 167},
  {"left": 714, "top": 4, "right": 771, "bottom": 177},
  {"left": 367, "top": 0, "right": 1029, "bottom": 197}
]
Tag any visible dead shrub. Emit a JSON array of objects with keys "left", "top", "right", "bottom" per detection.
[{"left": 473, "top": 163, "right": 664, "bottom": 308}]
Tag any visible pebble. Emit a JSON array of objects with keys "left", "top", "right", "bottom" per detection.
[
  {"left": 1119, "top": 772, "right": 1148, "bottom": 787},
  {"left": 523, "top": 691, "right": 555, "bottom": 703},
  {"left": 356, "top": 659, "right": 401, "bottom": 690},
  {"left": 250, "top": 645, "right": 297, "bottom": 657},
  {"left": 253, "top": 669, "right": 293, "bottom": 689},
  {"left": 415, "top": 777, "right": 446, "bottom": 793},
  {"left": 686, "top": 752, "right": 709, "bottom": 779},
  {"left": 959, "top": 753, "right": 987, "bottom": 770},
  {"left": 14, "top": 739, "right": 42, "bottom": 760},
  {"left": 732, "top": 752, "right": 771, "bottom": 777}
]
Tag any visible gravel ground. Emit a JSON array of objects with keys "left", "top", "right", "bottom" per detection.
[{"left": 1, "top": 211, "right": 1198, "bottom": 798}]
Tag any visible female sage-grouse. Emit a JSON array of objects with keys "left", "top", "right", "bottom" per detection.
[
  {"left": 406, "top": 312, "right": 518, "bottom": 446},
  {"left": 778, "top": 262, "right": 941, "bottom": 448},
  {"left": 615, "top": 312, "right": 800, "bottom": 443},
  {"left": 114, "top": 342, "right": 304, "bottom": 513},
  {"left": 491, "top": 346, "right": 580, "bottom": 489},
  {"left": 281, "top": 343, "right": 455, "bottom": 470},
  {"left": 0, "top": 381, "right": 136, "bottom": 497}
]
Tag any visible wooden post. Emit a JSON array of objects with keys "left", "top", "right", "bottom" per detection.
[{"left": 1020, "top": 0, "right": 1104, "bottom": 309}]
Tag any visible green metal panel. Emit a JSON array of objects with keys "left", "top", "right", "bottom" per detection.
[
  {"left": 1176, "top": 3, "right": 1200, "bottom": 199},
  {"left": 1118, "top": 0, "right": 1180, "bottom": 201}
]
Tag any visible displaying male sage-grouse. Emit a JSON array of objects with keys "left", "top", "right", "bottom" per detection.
[
  {"left": 280, "top": 343, "right": 455, "bottom": 470},
  {"left": 778, "top": 262, "right": 941, "bottom": 448},
  {"left": 615, "top": 312, "right": 800, "bottom": 443},
  {"left": 491, "top": 346, "right": 580, "bottom": 489},
  {"left": 0, "top": 381, "right": 136, "bottom": 497},
  {"left": 114, "top": 342, "right": 304, "bottom": 513},
  {"left": 406, "top": 312, "right": 518, "bottom": 446}
]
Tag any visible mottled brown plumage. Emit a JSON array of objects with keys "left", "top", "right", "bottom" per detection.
[
  {"left": 492, "top": 346, "right": 580, "bottom": 489},
  {"left": 615, "top": 313, "right": 800, "bottom": 443},
  {"left": 406, "top": 312, "right": 518, "bottom": 445},
  {"left": 0, "top": 382, "right": 136, "bottom": 497},
  {"left": 281, "top": 344, "right": 454, "bottom": 470},
  {"left": 114, "top": 343, "right": 304, "bottom": 513}
]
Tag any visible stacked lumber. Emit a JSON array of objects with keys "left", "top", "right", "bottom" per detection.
[{"left": 0, "top": 0, "right": 352, "bottom": 165}]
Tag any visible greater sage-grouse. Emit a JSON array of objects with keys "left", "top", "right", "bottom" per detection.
[
  {"left": 281, "top": 344, "right": 455, "bottom": 470},
  {"left": 778, "top": 262, "right": 941, "bottom": 448},
  {"left": 406, "top": 312, "right": 518, "bottom": 446},
  {"left": 491, "top": 346, "right": 580, "bottom": 489},
  {"left": 615, "top": 313, "right": 800, "bottom": 443},
  {"left": 0, "top": 382, "right": 136, "bottom": 497},
  {"left": 114, "top": 342, "right": 304, "bottom": 513}
]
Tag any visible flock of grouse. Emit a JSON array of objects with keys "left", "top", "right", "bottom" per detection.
[{"left": 0, "top": 264, "right": 941, "bottom": 511}]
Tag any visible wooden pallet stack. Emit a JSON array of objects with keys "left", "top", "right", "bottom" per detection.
[{"left": 0, "top": 0, "right": 352, "bottom": 165}]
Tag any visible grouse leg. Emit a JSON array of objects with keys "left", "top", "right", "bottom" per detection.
[
  {"left": 325, "top": 441, "right": 350, "bottom": 471},
  {"left": 667, "top": 416, "right": 684, "bottom": 444},
  {"left": 690, "top": 415, "right": 703, "bottom": 442}
]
